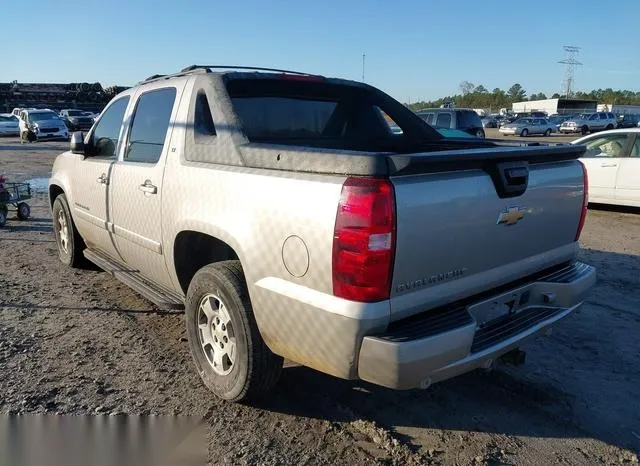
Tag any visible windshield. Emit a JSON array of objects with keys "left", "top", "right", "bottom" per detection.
[
  {"left": 29, "top": 112, "right": 61, "bottom": 122},
  {"left": 67, "top": 110, "right": 84, "bottom": 116}
]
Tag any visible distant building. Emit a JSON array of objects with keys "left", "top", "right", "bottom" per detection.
[{"left": 512, "top": 98, "right": 597, "bottom": 115}]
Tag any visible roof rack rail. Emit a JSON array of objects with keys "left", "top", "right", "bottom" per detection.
[
  {"left": 140, "top": 67, "right": 209, "bottom": 84},
  {"left": 140, "top": 65, "right": 323, "bottom": 85},
  {"left": 180, "top": 65, "right": 323, "bottom": 77}
]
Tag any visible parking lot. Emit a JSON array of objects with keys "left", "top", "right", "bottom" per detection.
[{"left": 0, "top": 137, "right": 639, "bottom": 465}]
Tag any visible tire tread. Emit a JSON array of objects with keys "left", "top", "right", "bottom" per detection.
[{"left": 187, "top": 261, "right": 283, "bottom": 403}]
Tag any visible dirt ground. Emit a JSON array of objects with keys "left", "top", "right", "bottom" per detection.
[{"left": 1, "top": 137, "right": 639, "bottom": 466}]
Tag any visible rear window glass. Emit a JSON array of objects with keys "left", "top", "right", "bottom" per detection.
[
  {"left": 456, "top": 110, "right": 481, "bottom": 129},
  {"left": 231, "top": 97, "right": 337, "bottom": 139},
  {"left": 224, "top": 77, "right": 439, "bottom": 150}
]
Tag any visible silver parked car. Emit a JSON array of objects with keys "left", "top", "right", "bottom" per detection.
[
  {"left": 499, "top": 117, "right": 554, "bottom": 137},
  {"left": 0, "top": 113, "right": 20, "bottom": 136}
]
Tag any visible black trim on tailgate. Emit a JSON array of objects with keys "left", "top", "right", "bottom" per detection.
[{"left": 377, "top": 261, "right": 577, "bottom": 341}]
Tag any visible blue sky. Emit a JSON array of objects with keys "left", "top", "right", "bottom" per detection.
[{"left": 3, "top": 1, "right": 639, "bottom": 103}]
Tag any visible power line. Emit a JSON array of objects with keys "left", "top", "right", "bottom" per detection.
[{"left": 558, "top": 45, "right": 583, "bottom": 98}]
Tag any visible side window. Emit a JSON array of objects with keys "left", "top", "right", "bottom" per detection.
[
  {"left": 194, "top": 90, "right": 216, "bottom": 139},
  {"left": 435, "top": 112, "right": 452, "bottom": 128},
  {"left": 90, "top": 96, "right": 130, "bottom": 158},
  {"left": 375, "top": 106, "right": 402, "bottom": 134},
  {"left": 631, "top": 137, "right": 640, "bottom": 158},
  {"left": 599, "top": 113, "right": 607, "bottom": 120},
  {"left": 589, "top": 114, "right": 599, "bottom": 121},
  {"left": 608, "top": 113, "right": 615, "bottom": 120},
  {"left": 418, "top": 113, "right": 434, "bottom": 125},
  {"left": 583, "top": 134, "right": 628, "bottom": 158},
  {"left": 125, "top": 87, "right": 176, "bottom": 163}
]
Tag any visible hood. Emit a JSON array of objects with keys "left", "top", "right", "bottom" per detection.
[
  {"left": 32, "top": 118, "right": 67, "bottom": 129},
  {"left": 67, "top": 115, "right": 93, "bottom": 123}
]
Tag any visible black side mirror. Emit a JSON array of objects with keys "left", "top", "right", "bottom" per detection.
[{"left": 70, "top": 131, "right": 85, "bottom": 155}]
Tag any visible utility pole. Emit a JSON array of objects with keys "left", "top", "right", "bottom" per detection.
[
  {"left": 362, "top": 54, "right": 365, "bottom": 82},
  {"left": 558, "top": 46, "right": 582, "bottom": 98}
]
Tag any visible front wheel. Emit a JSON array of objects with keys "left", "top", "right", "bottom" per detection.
[
  {"left": 185, "top": 261, "right": 283, "bottom": 403},
  {"left": 52, "top": 194, "right": 86, "bottom": 267},
  {"left": 520, "top": 129, "right": 529, "bottom": 137},
  {"left": 544, "top": 129, "right": 552, "bottom": 136},
  {"left": 581, "top": 125, "right": 589, "bottom": 135},
  {"left": 0, "top": 205, "right": 7, "bottom": 227}
]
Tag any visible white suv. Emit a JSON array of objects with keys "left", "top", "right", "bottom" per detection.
[
  {"left": 559, "top": 112, "right": 617, "bottom": 135},
  {"left": 18, "top": 109, "right": 69, "bottom": 142}
]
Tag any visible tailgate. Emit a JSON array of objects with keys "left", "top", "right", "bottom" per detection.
[{"left": 388, "top": 147, "right": 586, "bottom": 320}]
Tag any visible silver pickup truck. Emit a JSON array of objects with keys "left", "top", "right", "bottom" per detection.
[{"left": 48, "top": 65, "right": 596, "bottom": 402}]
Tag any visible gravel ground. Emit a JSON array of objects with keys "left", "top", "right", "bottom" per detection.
[{"left": 1, "top": 138, "right": 639, "bottom": 465}]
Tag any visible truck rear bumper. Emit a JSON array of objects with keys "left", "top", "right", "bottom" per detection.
[{"left": 357, "top": 261, "right": 596, "bottom": 390}]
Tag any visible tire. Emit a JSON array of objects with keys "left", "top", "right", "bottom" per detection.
[
  {"left": 544, "top": 129, "right": 552, "bottom": 137},
  {"left": 581, "top": 125, "right": 589, "bottom": 135},
  {"left": 476, "top": 129, "right": 485, "bottom": 138},
  {"left": 0, "top": 206, "right": 7, "bottom": 227},
  {"left": 17, "top": 202, "right": 30, "bottom": 220},
  {"left": 185, "top": 261, "right": 283, "bottom": 403},
  {"left": 52, "top": 194, "right": 86, "bottom": 267},
  {"left": 520, "top": 129, "right": 529, "bottom": 137},
  {"left": 606, "top": 124, "right": 614, "bottom": 130}
]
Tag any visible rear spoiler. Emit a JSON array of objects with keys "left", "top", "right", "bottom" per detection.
[
  {"left": 387, "top": 142, "right": 587, "bottom": 176},
  {"left": 238, "top": 141, "right": 586, "bottom": 177}
]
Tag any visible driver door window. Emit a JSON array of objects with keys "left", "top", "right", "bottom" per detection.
[
  {"left": 583, "top": 134, "right": 629, "bottom": 158},
  {"left": 90, "top": 96, "right": 130, "bottom": 158}
]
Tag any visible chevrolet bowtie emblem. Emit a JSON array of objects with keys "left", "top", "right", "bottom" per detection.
[{"left": 497, "top": 206, "right": 527, "bottom": 226}]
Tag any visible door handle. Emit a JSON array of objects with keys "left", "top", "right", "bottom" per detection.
[
  {"left": 138, "top": 180, "right": 157, "bottom": 194},
  {"left": 96, "top": 173, "right": 108, "bottom": 184},
  {"left": 600, "top": 162, "right": 618, "bottom": 167}
]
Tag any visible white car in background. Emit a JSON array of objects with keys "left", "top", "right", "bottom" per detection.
[
  {"left": 572, "top": 128, "right": 640, "bottom": 207},
  {"left": 0, "top": 113, "right": 20, "bottom": 136}
]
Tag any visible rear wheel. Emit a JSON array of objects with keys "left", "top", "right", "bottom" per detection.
[
  {"left": 544, "top": 129, "right": 552, "bottom": 137},
  {"left": 581, "top": 125, "right": 589, "bottom": 135},
  {"left": 185, "top": 261, "right": 283, "bottom": 403},
  {"left": 17, "top": 202, "right": 30, "bottom": 220},
  {"left": 0, "top": 205, "right": 7, "bottom": 227},
  {"left": 520, "top": 129, "right": 529, "bottom": 137},
  {"left": 606, "top": 124, "right": 614, "bottom": 130}
]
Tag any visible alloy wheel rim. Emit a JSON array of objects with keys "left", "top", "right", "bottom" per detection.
[
  {"left": 57, "top": 210, "right": 69, "bottom": 254},
  {"left": 197, "top": 294, "right": 236, "bottom": 375}
]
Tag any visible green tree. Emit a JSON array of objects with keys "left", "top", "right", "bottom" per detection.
[
  {"left": 508, "top": 83, "right": 526, "bottom": 101},
  {"left": 474, "top": 84, "right": 488, "bottom": 94},
  {"left": 459, "top": 81, "right": 475, "bottom": 95}
]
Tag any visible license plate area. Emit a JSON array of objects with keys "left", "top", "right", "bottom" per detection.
[{"left": 467, "top": 286, "right": 532, "bottom": 328}]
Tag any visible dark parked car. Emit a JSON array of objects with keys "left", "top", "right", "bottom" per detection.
[
  {"left": 616, "top": 114, "right": 640, "bottom": 129},
  {"left": 59, "top": 109, "right": 95, "bottom": 131},
  {"left": 415, "top": 108, "right": 485, "bottom": 138}
]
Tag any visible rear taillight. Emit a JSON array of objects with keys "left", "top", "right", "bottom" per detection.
[
  {"left": 575, "top": 161, "right": 589, "bottom": 241},
  {"left": 332, "top": 177, "right": 396, "bottom": 302}
]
